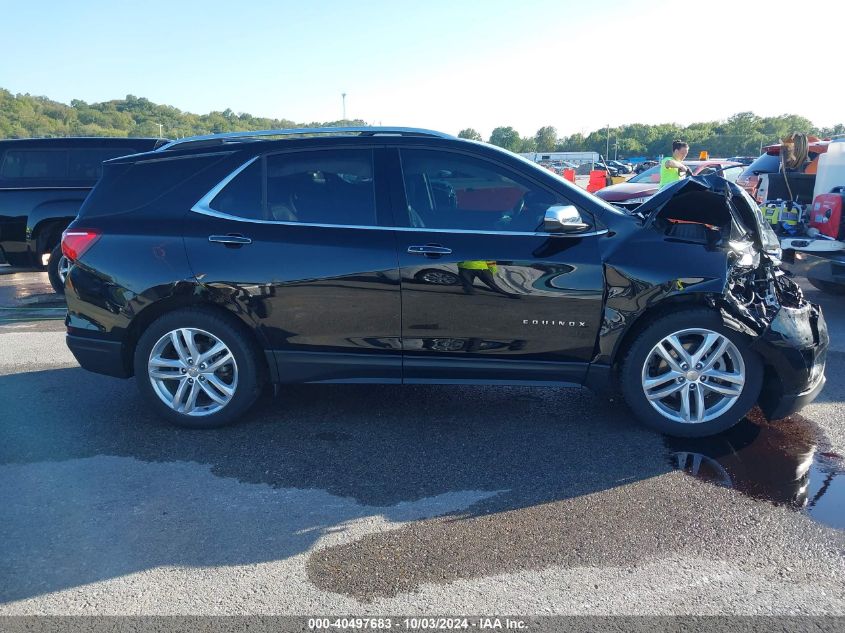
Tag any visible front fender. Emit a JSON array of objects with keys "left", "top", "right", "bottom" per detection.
[{"left": 594, "top": 219, "right": 730, "bottom": 366}]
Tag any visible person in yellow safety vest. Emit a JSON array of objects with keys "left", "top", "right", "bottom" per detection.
[
  {"left": 457, "top": 260, "right": 515, "bottom": 297},
  {"left": 659, "top": 140, "right": 691, "bottom": 188}
]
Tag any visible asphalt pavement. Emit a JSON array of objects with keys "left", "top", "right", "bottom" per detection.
[{"left": 0, "top": 268, "right": 843, "bottom": 616}]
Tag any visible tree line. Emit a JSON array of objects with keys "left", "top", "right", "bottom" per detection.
[
  {"left": 1, "top": 88, "right": 842, "bottom": 159},
  {"left": 0, "top": 88, "right": 367, "bottom": 139},
  {"left": 460, "top": 113, "right": 845, "bottom": 158}
]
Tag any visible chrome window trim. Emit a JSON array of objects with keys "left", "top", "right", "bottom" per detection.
[
  {"left": 191, "top": 156, "right": 608, "bottom": 238},
  {"left": 189, "top": 205, "right": 607, "bottom": 238},
  {"left": 192, "top": 156, "right": 260, "bottom": 217}
]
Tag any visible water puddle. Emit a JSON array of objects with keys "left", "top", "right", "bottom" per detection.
[
  {"left": 0, "top": 270, "right": 65, "bottom": 324},
  {"left": 666, "top": 412, "right": 844, "bottom": 529}
]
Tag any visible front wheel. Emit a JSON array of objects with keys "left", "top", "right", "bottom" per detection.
[
  {"left": 47, "top": 244, "right": 70, "bottom": 294},
  {"left": 133, "top": 308, "right": 264, "bottom": 428},
  {"left": 621, "top": 309, "right": 763, "bottom": 437}
]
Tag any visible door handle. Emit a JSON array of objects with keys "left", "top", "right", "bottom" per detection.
[
  {"left": 407, "top": 244, "right": 452, "bottom": 256},
  {"left": 209, "top": 234, "right": 252, "bottom": 246}
]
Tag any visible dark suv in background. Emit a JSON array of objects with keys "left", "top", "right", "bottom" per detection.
[
  {"left": 62, "top": 128, "right": 827, "bottom": 437},
  {"left": 0, "top": 137, "right": 165, "bottom": 292}
]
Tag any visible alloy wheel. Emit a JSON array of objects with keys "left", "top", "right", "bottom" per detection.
[
  {"left": 148, "top": 327, "right": 238, "bottom": 416},
  {"left": 641, "top": 328, "right": 745, "bottom": 424}
]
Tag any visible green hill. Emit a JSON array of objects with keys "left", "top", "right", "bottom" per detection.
[{"left": 0, "top": 88, "right": 366, "bottom": 139}]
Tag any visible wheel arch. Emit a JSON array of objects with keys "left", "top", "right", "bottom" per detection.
[
  {"left": 609, "top": 293, "right": 718, "bottom": 372},
  {"left": 123, "top": 293, "right": 272, "bottom": 381}
]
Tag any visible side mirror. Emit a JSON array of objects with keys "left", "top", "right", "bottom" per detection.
[{"left": 543, "top": 205, "right": 590, "bottom": 233}]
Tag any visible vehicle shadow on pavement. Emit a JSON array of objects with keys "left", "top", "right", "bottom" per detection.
[
  {"left": 0, "top": 365, "right": 842, "bottom": 604},
  {"left": 0, "top": 365, "right": 673, "bottom": 603}
]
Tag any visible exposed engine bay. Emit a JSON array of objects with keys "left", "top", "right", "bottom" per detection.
[{"left": 635, "top": 174, "right": 817, "bottom": 337}]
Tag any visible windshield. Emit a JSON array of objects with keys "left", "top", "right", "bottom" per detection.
[{"left": 629, "top": 165, "right": 660, "bottom": 184}]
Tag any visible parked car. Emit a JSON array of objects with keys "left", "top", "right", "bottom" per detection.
[
  {"left": 549, "top": 160, "right": 577, "bottom": 173},
  {"left": 607, "top": 160, "right": 632, "bottom": 174},
  {"left": 575, "top": 161, "right": 619, "bottom": 177},
  {"left": 63, "top": 127, "right": 827, "bottom": 437},
  {"left": 0, "top": 137, "right": 166, "bottom": 292},
  {"left": 634, "top": 160, "right": 658, "bottom": 174},
  {"left": 736, "top": 139, "right": 830, "bottom": 199},
  {"left": 728, "top": 156, "right": 755, "bottom": 166},
  {"left": 595, "top": 160, "right": 743, "bottom": 209}
]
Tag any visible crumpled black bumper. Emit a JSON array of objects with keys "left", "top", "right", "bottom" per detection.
[{"left": 753, "top": 303, "right": 829, "bottom": 420}]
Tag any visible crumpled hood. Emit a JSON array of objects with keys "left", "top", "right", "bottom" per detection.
[{"left": 635, "top": 175, "right": 779, "bottom": 255}]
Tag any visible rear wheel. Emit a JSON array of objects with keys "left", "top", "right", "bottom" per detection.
[
  {"left": 134, "top": 309, "right": 264, "bottom": 428},
  {"left": 807, "top": 277, "right": 845, "bottom": 295},
  {"left": 47, "top": 244, "right": 70, "bottom": 294},
  {"left": 621, "top": 309, "right": 763, "bottom": 437}
]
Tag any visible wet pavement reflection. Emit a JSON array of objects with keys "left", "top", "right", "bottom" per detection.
[
  {"left": 0, "top": 268, "right": 65, "bottom": 324},
  {"left": 666, "top": 410, "right": 844, "bottom": 529}
]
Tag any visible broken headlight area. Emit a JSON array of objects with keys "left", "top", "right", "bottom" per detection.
[
  {"left": 717, "top": 255, "right": 808, "bottom": 336},
  {"left": 634, "top": 175, "right": 807, "bottom": 336}
]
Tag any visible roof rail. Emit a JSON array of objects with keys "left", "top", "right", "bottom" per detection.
[{"left": 157, "top": 126, "right": 454, "bottom": 151}]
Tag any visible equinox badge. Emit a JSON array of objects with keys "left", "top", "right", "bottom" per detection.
[{"left": 523, "top": 319, "right": 588, "bottom": 328}]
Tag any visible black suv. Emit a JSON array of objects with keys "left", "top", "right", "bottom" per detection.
[
  {"left": 63, "top": 128, "right": 828, "bottom": 437},
  {"left": 0, "top": 137, "right": 165, "bottom": 292}
]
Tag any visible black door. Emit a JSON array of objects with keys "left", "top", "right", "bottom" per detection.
[
  {"left": 182, "top": 147, "right": 402, "bottom": 383},
  {"left": 391, "top": 147, "right": 605, "bottom": 386}
]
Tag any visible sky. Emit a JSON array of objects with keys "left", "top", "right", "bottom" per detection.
[{"left": 1, "top": 0, "right": 843, "bottom": 139}]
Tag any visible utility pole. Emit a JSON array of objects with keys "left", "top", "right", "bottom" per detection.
[
  {"left": 605, "top": 123, "right": 610, "bottom": 161},
  {"left": 342, "top": 93, "right": 347, "bottom": 121},
  {"left": 157, "top": 123, "right": 163, "bottom": 138}
]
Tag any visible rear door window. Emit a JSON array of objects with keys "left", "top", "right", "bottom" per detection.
[
  {"left": 209, "top": 160, "right": 264, "bottom": 220},
  {"left": 265, "top": 149, "right": 375, "bottom": 225},
  {"left": 207, "top": 149, "right": 377, "bottom": 226}
]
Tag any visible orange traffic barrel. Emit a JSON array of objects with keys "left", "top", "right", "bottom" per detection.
[
  {"left": 587, "top": 170, "right": 607, "bottom": 193},
  {"left": 562, "top": 168, "right": 575, "bottom": 182}
]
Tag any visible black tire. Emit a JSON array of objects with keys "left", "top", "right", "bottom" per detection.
[
  {"left": 807, "top": 277, "right": 845, "bottom": 295},
  {"left": 620, "top": 308, "right": 763, "bottom": 438},
  {"left": 133, "top": 308, "right": 264, "bottom": 429},
  {"left": 47, "top": 244, "right": 67, "bottom": 294}
]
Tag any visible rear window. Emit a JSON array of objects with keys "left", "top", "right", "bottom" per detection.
[
  {"left": 78, "top": 154, "right": 228, "bottom": 218},
  {"left": 0, "top": 147, "right": 140, "bottom": 183}
]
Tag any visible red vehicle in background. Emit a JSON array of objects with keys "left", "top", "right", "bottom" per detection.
[
  {"left": 736, "top": 138, "right": 831, "bottom": 199},
  {"left": 594, "top": 160, "right": 743, "bottom": 210}
]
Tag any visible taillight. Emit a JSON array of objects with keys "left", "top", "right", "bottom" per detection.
[{"left": 61, "top": 229, "right": 101, "bottom": 261}]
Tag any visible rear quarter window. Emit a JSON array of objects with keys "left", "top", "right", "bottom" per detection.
[{"left": 78, "top": 153, "right": 229, "bottom": 218}]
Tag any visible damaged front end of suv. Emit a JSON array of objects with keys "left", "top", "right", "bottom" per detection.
[{"left": 599, "top": 175, "right": 828, "bottom": 433}]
